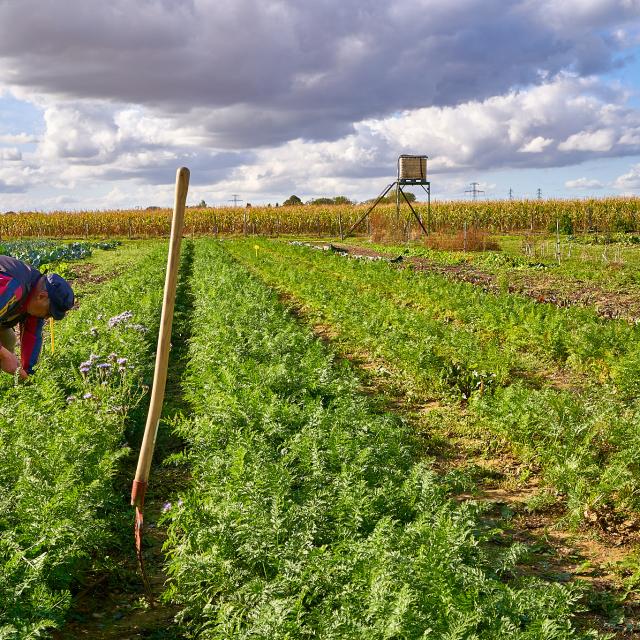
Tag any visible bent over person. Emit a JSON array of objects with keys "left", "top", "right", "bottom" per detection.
[{"left": 0, "top": 255, "right": 74, "bottom": 379}]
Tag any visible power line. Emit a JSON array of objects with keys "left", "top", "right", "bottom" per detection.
[
  {"left": 228, "top": 194, "right": 244, "bottom": 207},
  {"left": 465, "top": 182, "right": 484, "bottom": 200}
]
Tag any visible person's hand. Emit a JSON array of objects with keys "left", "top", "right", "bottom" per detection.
[{"left": 0, "top": 347, "right": 27, "bottom": 378}]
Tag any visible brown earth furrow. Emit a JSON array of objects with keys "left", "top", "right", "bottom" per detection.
[{"left": 328, "top": 243, "right": 640, "bottom": 323}]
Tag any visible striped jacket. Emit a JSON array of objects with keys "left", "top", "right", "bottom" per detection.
[{"left": 0, "top": 255, "right": 45, "bottom": 374}]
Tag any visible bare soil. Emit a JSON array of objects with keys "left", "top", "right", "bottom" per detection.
[
  {"left": 70, "top": 262, "right": 113, "bottom": 288},
  {"left": 330, "top": 243, "right": 640, "bottom": 323},
  {"left": 52, "top": 469, "right": 185, "bottom": 640}
]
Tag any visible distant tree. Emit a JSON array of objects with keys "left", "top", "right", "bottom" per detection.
[
  {"left": 308, "top": 197, "right": 334, "bottom": 205},
  {"left": 283, "top": 195, "right": 303, "bottom": 206},
  {"left": 197, "top": 199, "right": 207, "bottom": 208},
  {"left": 376, "top": 190, "right": 417, "bottom": 204},
  {"left": 307, "top": 195, "right": 353, "bottom": 205}
]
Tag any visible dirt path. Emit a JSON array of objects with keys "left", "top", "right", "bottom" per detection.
[
  {"left": 53, "top": 243, "right": 195, "bottom": 640},
  {"left": 327, "top": 243, "right": 640, "bottom": 323}
]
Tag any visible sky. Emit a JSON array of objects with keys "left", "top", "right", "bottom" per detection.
[{"left": 0, "top": 0, "right": 640, "bottom": 210}]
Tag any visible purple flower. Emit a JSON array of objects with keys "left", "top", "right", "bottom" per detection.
[
  {"left": 66, "top": 395, "right": 77, "bottom": 403},
  {"left": 79, "top": 362, "right": 91, "bottom": 374},
  {"left": 108, "top": 311, "right": 133, "bottom": 328},
  {"left": 97, "top": 362, "right": 112, "bottom": 370},
  {"left": 83, "top": 392, "right": 93, "bottom": 400},
  {"left": 117, "top": 357, "right": 127, "bottom": 365},
  {"left": 128, "top": 323, "right": 147, "bottom": 333},
  {"left": 161, "top": 502, "right": 172, "bottom": 513}
]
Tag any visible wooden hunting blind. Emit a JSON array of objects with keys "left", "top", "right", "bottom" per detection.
[
  {"left": 345, "top": 154, "right": 431, "bottom": 238},
  {"left": 398, "top": 155, "right": 428, "bottom": 183}
]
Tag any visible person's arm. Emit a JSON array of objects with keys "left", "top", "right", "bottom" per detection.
[
  {"left": 19, "top": 315, "right": 44, "bottom": 375},
  {"left": 0, "top": 273, "right": 23, "bottom": 318},
  {"left": 0, "top": 344, "right": 26, "bottom": 377}
]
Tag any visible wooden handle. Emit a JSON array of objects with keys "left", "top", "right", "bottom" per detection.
[{"left": 131, "top": 167, "right": 189, "bottom": 506}]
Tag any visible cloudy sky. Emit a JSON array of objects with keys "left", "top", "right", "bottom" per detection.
[{"left": 0, "top": 0, "right": 639, "bottom": 210}]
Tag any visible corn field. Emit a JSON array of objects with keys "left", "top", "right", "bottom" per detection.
[{"left": 0, "top": 197, "right": 638, "bottom": 238}]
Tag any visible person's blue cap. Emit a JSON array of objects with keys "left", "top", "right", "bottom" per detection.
[{"left": 44, "top": 274, "right": 75, "bottom": 320}]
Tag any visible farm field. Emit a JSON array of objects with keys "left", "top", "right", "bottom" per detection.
[
  {"left": 228, "top": 239, "right": 640, "bottom": 522},
  {"left": 7, "top": 1, "right": 640, "bottom": 638},
  {"left": 4, "top": 233, "right": 640, "bottom": 637}
]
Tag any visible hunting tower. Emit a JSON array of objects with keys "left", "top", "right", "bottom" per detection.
[{"left": 346, "top": 154, "right": 431, "bottom": 238}]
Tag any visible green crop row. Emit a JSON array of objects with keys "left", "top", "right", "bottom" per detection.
[
  {"left": 0, "top": 239, "right": 120, "bottom": 269},
  {"left": 225, "top": 239, "right": 640, "bottom": 524},
  {"left": 0, "top": 242, "right": 164, "bottom": 637},
  {"left": 163, "top": 239, "right": 596, "bottom": 639},
  {"left": 228, "top": 241, "right": 640, "bottom": 399}
]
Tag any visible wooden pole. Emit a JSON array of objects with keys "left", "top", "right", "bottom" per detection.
[{"left": 131, "top": 166, "right": 189, "bottom": 510}]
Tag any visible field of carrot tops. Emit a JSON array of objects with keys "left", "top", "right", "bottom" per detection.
[{"left": 5, "top": 232, "right": 640, "bottom": 638}]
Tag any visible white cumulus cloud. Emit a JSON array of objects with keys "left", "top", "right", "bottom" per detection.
[
  {"left": 614, "top": 163, "right": 640, "bottom": 190},
  {"left": 558, "top": 128, "right": 617, "bottom": 151},
  {"left": 0, "top": 147, "right": 22, "bottom": 161},
  {"left": 519, "top": 137, "right": 554, "bottom": 153},
  {"left": 565, "top": 177, "right": 605, "bottom": 189}
]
